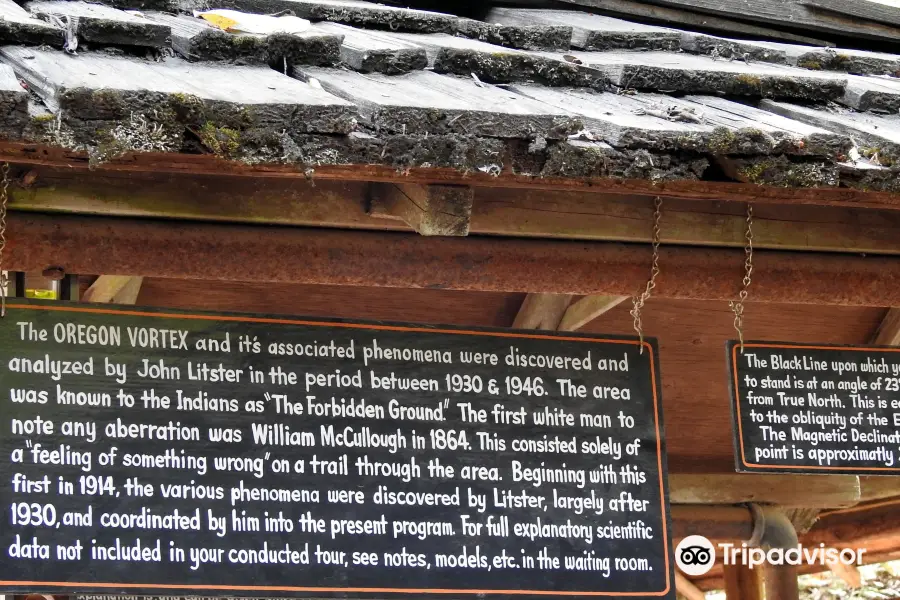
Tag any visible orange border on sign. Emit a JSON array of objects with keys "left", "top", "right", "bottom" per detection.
[
  {"left": 0, "top": 302, "right": 671, "bottom": 597},
  {"left": 732, "top": 342, "right": 900, "bottom": 472}
]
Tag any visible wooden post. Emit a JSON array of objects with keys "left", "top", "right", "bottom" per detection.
[{"left": 724, "top": 563, "right": 762, "bottom": 600}]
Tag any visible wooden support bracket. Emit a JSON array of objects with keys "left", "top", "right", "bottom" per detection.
[
  {"left": 513, "top": 294, "right": 628, "bottom": 332},
  {"left": 82, "top": 275, "right": 144, "bottom": 305},
  {"left": 512, "top": 293, "right": 573, "bottom": 330},
  {"left": 873, "top": 308, "right": 900, "bottom": 346},
  {"left": 369, "top": 183, "right": 474, "bottom": 236}
]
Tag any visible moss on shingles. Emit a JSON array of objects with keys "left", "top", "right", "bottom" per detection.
[
  {"left": 797, "top": 58, "right": 823, "bottom": 70},
  {"left": 708, "top": 127, "right": 737, "bottom": 154},
  {"left": 196, "top": 122, "right": 242, "bottom": 158},
  {"left": 736, "top": 157, "right": 838, "bottom": 188}
]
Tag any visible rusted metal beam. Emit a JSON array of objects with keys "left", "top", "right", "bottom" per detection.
[{"left": 7, "top": 212, "right": 900, "bottom": 305}]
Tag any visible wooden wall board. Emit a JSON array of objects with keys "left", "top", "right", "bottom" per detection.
[{"left": 131, "top": 278, "right": 887, "bottom": 473}]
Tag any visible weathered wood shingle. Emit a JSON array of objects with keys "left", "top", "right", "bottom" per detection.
[
  {"left": 842, "top": 75, "right": 900, "bottom": 112},
  {"left": 146, "top": 12, "right": 341, "bottom": 65},
  {"left": 181, "top": 0, "right": 458, "bottom": 33},
  {"left": 313, "top": 22, "right": 426, "bottom": 73},
  {"left": 486, "top": 8, "right": 680, "bottom": 51},
  {"left": 510, "top": 85, "right": 849, "bottom": 156},
  {"left": 297, "top": 67, "right": 581, "bottom": 138},
  {"left": 544, "top": 51, "right": 846, "bottom": 101},
  {"left": 27, "top": 1, "right": 169, "bottom": 47},
  {"left": 380, "top": 32, "right": 607, "bottom": 88},
  {"left": 0, "top": 0, "right": 63, "bottom": 46},
  {"left": 0, "top": 47, "right": 358, "bottom": 157}
]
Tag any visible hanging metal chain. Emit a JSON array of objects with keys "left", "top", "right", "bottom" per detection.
[
  {"left": 0, "top": 162, "right": 10, "bottom": 317},
  {"left": 630, "top": 196, "right": 662, "bottom": 353},
  {"left": 729, "top": 203, "right": 754, "bottom": 353}
]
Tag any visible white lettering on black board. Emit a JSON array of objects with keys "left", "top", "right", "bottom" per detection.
[
  {"left": 0, "top": 301, "right": 673, "bottom": 598},
  {"left": 728, "top": 340, "right": 900, "bottom": 474}
]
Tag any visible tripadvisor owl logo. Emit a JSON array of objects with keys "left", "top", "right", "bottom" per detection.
[{"left": 676, "top": 535, "right": 716, "bottom": 576}]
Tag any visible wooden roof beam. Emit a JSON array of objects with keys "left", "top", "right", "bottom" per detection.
[
  {"left": 14, "top": 167, "right": 900, "bottom": 256},
  {"left": 369, "top": 183, "right": 474, "bottom": 236}
]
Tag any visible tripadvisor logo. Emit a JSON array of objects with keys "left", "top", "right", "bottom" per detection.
[
  {"left": 676, "top": 536, "right": 716, "bottom": 576},
  {"left": 675, "top": 535, "right": 866, "bottom": 576}
]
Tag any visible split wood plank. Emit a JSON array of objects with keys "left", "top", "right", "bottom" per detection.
[
  {"left": 296, "top": 67, "right": 580, "bottom": 138},
  {"left": 723, "top": 564, "right": 762, "bottom": 600},
  {"left": 82, "top": 275, "right": 144, "bottom": 304},
  {"left": 313, "top": 22, "right": 426, "bottom": 73},
  {"left": 873, "top": 308, "right": 900, "bottom": 345},
  {"left": 539, "top": 51, "right": 847, "bottom": 101},
  {"left": 512, "top": 293, "right": 573, "bottom": 330},
  {"left": 486, "top": 8, "right": 681, "bottom": 51},
  {"left": 369, "top": 183, "right": 473, "bottom": 236},
  {"left": 0, "top": 0, "right": 63, "bottom": 46},
  {"left": 145, "top": 12, "right": 342, "bottom": 65},
  {"left": 675, "top": 572, "right": 706, "bottom": 600},
  {"left": 556, "top": 0, "right": 830, "bottom": 45},
  {"left": 27, "top": 1, "right": 170, "bottom": 47},
  {"left": 669, "top": 474, "right": 860, "bottom": 508}
]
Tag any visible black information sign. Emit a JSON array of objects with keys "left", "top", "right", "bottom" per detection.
[
  {"left": 0, "top": 300, "right": 673, "bottom": 598},
  {"left": 728, "top": 340, "right": 900, "bottom": 475}
]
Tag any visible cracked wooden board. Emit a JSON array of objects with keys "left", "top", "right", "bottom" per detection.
[
  {"left": 27, "top": 1, "right": 169, "bottom": 47},
  {"left": 296, "top": 67, "right": 581, "bottom": 139},
  {"left": 539, "top": 50, "right": 847, "bottom": 101},
  {"left": 485, "top": 8, "right": 680, "bottom": 51}
]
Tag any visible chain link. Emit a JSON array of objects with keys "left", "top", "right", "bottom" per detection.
[
  {"left": 0, "top": 163, "right": 10, "bottom": 317},
  {"left": 630, "top": 196, "right": 662, "bottom": 353},
  {"left": 729, "top": 203, "right": 754, "bottom": 352}
]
